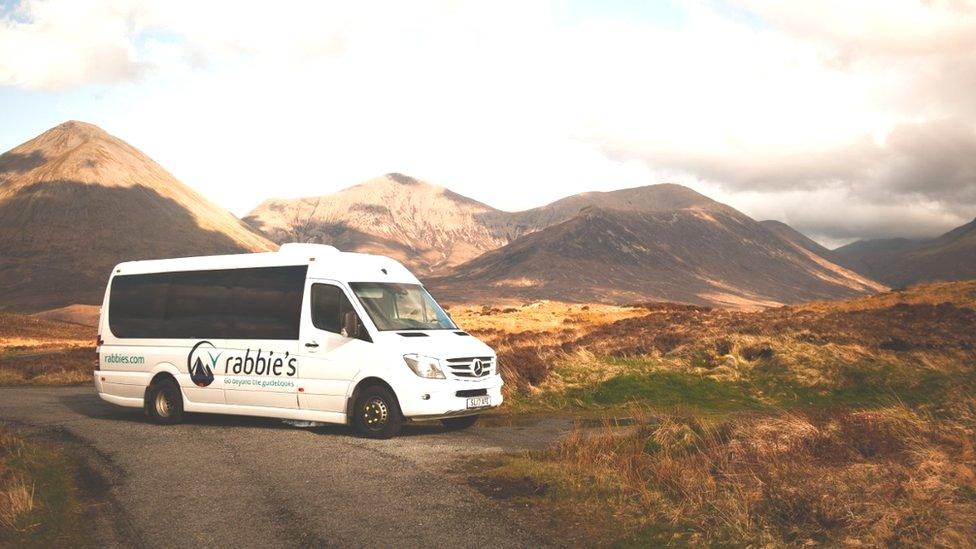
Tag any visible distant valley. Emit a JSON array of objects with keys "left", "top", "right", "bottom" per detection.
[{"left": 832, "top": 219, "right": 976, "bottom": 287}]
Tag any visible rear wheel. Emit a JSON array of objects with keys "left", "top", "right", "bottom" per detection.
[
  {"left": 442, "top": 415, "right": 478, "bottom": 431},
  {"left": 145, "top": 378, "right": 184, "bottom": 425},
  {"left": 352, "top": 385, "right": 402, "bottom": 439}
]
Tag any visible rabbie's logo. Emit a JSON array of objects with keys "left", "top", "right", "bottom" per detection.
[
  {"left": 225, "top": 348, "right": 297, "bottom": 377},
  {"left": 188, "top": 341, "right": 219, "bottom": 387},
  {"left": 187, "top": 341, "right": 298, "bottom": 387}
]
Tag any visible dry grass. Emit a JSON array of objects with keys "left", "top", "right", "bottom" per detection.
[
  {"left": 462, "top": 283, "right": 976, "bottom": 411},
  {"left": 798, "top": 280, "right": 976, "bottom": 313},
  {"left": 0, "top": 430, "right": 36, "bottom": 532},
  {"left": 0, "top": 312, "right": 94, "bottom": 386},
  {"left": 449, "top": 301, "right": 646, "bottom": 395},
  {"left": 449, "top": 300, "right": 646, "bottom": 337},
  {"left": 465, "top": 281, "right": 976, "bottom": 545},
  {"left": 0, "top": 347, "right": 94, "bottom": 386},
  {"left": 0, "top": 480, "right": 35, "bottom": 531},
  {"left": 0, "top": 424, "right": 91, "bottom": 545},
  {"left": 0, "top": 312, "right": 92, "bottom": 344},
  {"left": 482, "top": 406, "right": 976, "bottom": 546}
]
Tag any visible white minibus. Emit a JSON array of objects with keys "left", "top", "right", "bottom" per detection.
[{"left": 94, "top": 243, "right": 503, "bottom": 438}]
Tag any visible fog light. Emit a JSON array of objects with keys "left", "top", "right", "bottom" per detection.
[{"left": 421, "top": 394, "right": 430, "bottom": 400}]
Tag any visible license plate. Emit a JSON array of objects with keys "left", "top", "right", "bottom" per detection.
[{"left": 466, "top": 396, "right": 491, "bottom": 409}]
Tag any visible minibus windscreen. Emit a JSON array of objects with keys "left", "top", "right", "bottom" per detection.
[{"left": 349, "top": 283, "right": 457, "bottom": 331}]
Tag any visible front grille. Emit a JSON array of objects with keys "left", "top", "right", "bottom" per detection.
[
  {"left": 445, "top": 356, "right": 494, "bottom": 378},
  {"left": 456, "top": 389, "right": 488, "bottom": 397}
]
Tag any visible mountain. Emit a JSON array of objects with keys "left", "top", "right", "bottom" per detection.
[
  {"left": 833, "top": 219, "right": 976, "bottom": 287},
  {"left": 760, "top": 220, "right": 836, "bottom": 259},
  {"left": 831, "top": 238, "right": 924, "bottom": 281},
  {"left": 245, "top": 179, "right": 751, "bottom": 275},
  {"left": 245, "top": 173, "right": 521, "bottom": 274},
  {"left": 428, "top": 207, "right": 885, "bottom": 308},
  {"left": 247, "top": 177, "right": 884, "bottom": 307},
  {"left": 0, "top": 121, "right": 274, "bottom": 312},
  {"left": 509, "top": 183, "right": 741, "bottom": 230}
]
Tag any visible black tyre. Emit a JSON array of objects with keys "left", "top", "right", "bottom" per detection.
[
  {"left": 442, "top": 415, "right": 478, "bottom": 431},
  {"left": 352, "top": 385, "right": 402, "bottom": 439},
  {"left": 145, "top": 378, "right": 184, "bottom": 425}
]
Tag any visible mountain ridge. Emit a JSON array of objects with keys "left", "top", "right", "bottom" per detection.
[
  {"left": 427, "top": 206, "right": 885, "bottom": 308},
  {"left": 832, "top": 218, "right": 976, "bottom": 287},
  {"left": 0, "top": 121, "right": 891, "bottom": 312},
  {"left": 244, "top": 176, "right": 752, "bottom": 274},
  {"left": 0, "top": 121, "right": 274, "bottom": 312}
]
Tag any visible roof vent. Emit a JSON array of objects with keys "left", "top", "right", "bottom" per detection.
[{"left": 279, "top": 243, "right": 339, "bottom": 255}]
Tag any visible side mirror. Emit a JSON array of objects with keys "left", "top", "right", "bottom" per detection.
[{"left": 342, "top": 311, "right": 360, "bottom": 339}]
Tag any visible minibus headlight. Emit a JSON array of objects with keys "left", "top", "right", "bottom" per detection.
[{"left": 403, "top": 354, "right": 446, "bottom": 379}]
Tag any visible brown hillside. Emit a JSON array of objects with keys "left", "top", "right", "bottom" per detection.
[
  {"left": 245, "top": 173, "right": 516, "bottom": 274},
  {"left": 0, "top": 121, "right": 275, "bottom": 312},
  {"left": 509, "top": 183, "right": 741, "bottom": 231},
  {"left": 428, "top": 207, "right": 885, "bottom": 308},
  {"left": 832, "top": 218, "right": 976, "bottom": 287},
  {"left": 246, "top": 179, "right": 763, "bottom": 275}
]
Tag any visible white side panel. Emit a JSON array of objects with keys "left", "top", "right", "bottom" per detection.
[
  {"left": 100, "top": 381, "right": 145, "bottom": 399},
  {"left": 98, "top": 392, "right": 143, "bottom": 408},
  {"left": 182, "top": 401, "right": 347, "bottom": 424},
  {"left": 298, "top": 394, "right": 345, "bottom": 412},
  {"left": 97, "top": 370, "right": 151, "bottom": 386},
  {"left": 183, "top": 387, "right": 225, "bottom": 404},
  {"left": 225, "top": 389, "right": 298, "bottom": 409}
]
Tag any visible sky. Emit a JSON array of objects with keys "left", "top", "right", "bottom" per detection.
[{"left": 1, "top": 0, "right": 975, "bottom": 248}]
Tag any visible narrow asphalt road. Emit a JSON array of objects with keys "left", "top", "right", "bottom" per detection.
[{"left": 0, "top": 386, "right": 572, "bottom": 548}]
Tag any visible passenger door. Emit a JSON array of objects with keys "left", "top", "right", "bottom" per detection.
[{"left": 296, "top": 281, "right": 370, "bottom": 413}]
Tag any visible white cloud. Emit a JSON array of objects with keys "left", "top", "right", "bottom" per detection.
[
  {"left": 582, "top": 1, "right": 976, "bottom": 242},
  {"left": 0, "top": 0, "right": 151, "bottom": 89},
  {"left": 1, "top": 0, "right": 975, "bottom": 243}
]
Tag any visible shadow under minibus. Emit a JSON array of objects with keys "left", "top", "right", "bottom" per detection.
[{"left": 61, "top": 392, "right": 454, "bottom": 438}]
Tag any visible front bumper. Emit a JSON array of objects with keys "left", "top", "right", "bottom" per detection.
[{"left": 396, "top": 376, "right": 504, "bottom": 421}]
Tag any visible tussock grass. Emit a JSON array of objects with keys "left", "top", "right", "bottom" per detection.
[
  {"left": 464, "top": 283, "right": 976, "bottom": 418},
  {"left": 0, "top": 479, "right": 35, "bottom": 532},
  {"left": 464, "top": 281, "right": 976, "bottom": 545},
  {"left": 0, "top": 425, "right": 90, "bottom": 545},
  {"left": 482, "top": 406, "right": 976, "bottom": 546},
  {"left": 451, "top": 301, "right": 646, "bottom": 397}
]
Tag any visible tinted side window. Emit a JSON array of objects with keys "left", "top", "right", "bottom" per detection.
[
  {"left": 231, "top": 266, "right": 307, "bottom": 339},
  {"left": 108, "top": 273, "right": 169, "bottom": 338},
  {"left": 165, "top": 270, "right": 235, "bottom": 339},
  {"left": 108, "top": 266, "right": 307, "bottom": 339},
  {"left": 311, "top": 284, "right": 354, "bottom": 334}
]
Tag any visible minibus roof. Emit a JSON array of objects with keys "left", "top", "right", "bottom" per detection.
[{"left": 111, "top": 243, "right": 422, "bottom": 285}]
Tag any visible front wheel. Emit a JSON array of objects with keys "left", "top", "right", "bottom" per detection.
[
  {"left": 145, "top": 378, "right": 184, "bottom": 425},
  {"left": 352, "top": 385, "right": 402, "bottom": 439},
  {"left": 442, "top": 415, "right": 478, "bottom": 431}
]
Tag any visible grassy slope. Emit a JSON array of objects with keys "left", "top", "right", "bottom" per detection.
[{"left": 456, "top": 282, "right": 976, "bottom": 546}]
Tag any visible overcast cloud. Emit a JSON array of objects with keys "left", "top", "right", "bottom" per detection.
[{"left": 0, "top": 0, "right": 974, "bottom": 247}]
